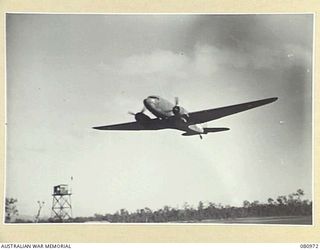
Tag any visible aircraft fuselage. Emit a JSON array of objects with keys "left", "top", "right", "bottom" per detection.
[
  {"left": 143, "top": 96, "right": 202, "bottom": 134},
  {"left": 143, "top": 96, "right": 187, "bottom": 119}
]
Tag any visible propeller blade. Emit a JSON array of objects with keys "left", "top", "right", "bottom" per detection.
[
  {"left": 175, "top": 97, "right": 179, "bottom": 106},
  {"left": 129, "top": 106, "right": 146, "bottom": 116}
]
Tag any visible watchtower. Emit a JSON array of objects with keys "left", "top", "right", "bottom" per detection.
[{"left": 51, "top": 184, "right": 72, "bottom": 221}]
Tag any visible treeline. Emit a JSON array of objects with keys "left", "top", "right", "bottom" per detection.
[
  {"left": 70, "top": 189, "right": 311, "bottom": 223},
  {"left": 6, "top": 189, "right": 312, "bottom": 223}
]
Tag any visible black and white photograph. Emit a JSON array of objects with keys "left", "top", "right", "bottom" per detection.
[{"left": 5, "top": 14, "right": 313, "bottom": 225}]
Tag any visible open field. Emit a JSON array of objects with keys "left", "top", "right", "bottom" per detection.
[{"left": 199, "top": 216, "right": 312, "bottom": 225}]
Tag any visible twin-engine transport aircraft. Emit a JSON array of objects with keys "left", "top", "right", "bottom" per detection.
[{"left": 93, "top": 96, "right": 278, "bottom": 139}]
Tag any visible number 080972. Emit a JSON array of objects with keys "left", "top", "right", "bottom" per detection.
[{"left": 300, "top": 244, "right": 319, "bottom": 248}]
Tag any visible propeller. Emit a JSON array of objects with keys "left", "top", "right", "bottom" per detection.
[
  {"left": 164, "top": 97, "right": 180, "bottom": 114},
  {"left": 173, "top": 97, "right": 180, "bottom": 116},
  {"left": 128, "top": 106, "right": 146, "bottom": 116},
  {"left": 172, "top": 106, "right": 180, "bottom": 115},
  {"left": 128, "top": 106, "right": 150, "bottom": 123}
]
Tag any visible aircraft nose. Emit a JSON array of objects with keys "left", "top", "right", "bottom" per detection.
[
  {"left": 143, "top": 98, "right": 149, "bottom": 107},
  {"left": 144, "top": 98, "right": 154, "bottom": 107},
  {"left": 144, "top": 97, "right": 158, "bottom": 109},
  {"left": 144, "top": 97, "right": 156, "bottom": 109}
]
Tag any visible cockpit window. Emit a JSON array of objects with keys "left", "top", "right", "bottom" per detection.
[{"left": 148, "top": 96, "right": 159, "bottom": 100}]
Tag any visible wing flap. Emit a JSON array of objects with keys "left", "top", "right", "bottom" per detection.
[{"left": 188, "top": 97, "right": 278, "bottom": 125}]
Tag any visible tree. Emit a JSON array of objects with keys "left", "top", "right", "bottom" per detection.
[
  {"left": 295, "top": 189, "right": 304, "bottom": 203},
  {"left": 267, "top": 198, "right": 274, "bottom": 205},
  {"left": 251, "top": 200, "right": 260, "bottom": 206},
  {"left": 276, "top": 195, "right": 287, "bottom": 205},
  {"left": 287, "top": 194, "right": 296, "bottom": 204},
  {"left": 35, "top": 201, "right": 45, "bottom": 223},
  {"left": 93, "top": 213, "right": 105, "bottom": 221},
  {"left": 197, "top": 201, "right": 204, "bottom": 210},
  {"left": 296, "top": 189, "right": 304, "bottom": 196},
  {"left": 144, "top": 207, "right": 153, "bottom": 222},
  {"left": 243, "top": 200, "right": 250, "bottom": 208},
  {"left": 197, "top": 201, "right": 204, "bottom": 220},
  {"left": 5, "top": 198, "right": 18, "bottom": 222}
]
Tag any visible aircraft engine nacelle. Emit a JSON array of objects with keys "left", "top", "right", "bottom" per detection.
[
  {"left": 172, "top": 106, "right": 189, "bottom": 123},
  {"left": 135, "top": 112, "right": 151, "bottom": 124},
  {"left": 172, "top": 105, "right": 181, "bottom": 116}
]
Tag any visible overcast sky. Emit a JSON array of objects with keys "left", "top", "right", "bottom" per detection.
[{"left": 6, "top": 14, "right": 313, "bottom": 218}]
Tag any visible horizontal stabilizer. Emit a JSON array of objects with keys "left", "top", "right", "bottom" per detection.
[
  {"left": 182, "top": 127, "right": 229, "bottom": 136},
  {"left": 203, "top": 127, "right": 230, "bottom": 133}
]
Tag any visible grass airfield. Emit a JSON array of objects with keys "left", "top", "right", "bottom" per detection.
[{"left": 196, "top": 216, "right": 312, "bottom": 225}]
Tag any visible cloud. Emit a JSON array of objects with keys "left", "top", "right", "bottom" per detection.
[
  {"left": 121, "top": 50, "right": 190, "bottom": 76},
  {"left": 96, "top": 47, "right": 216, "bottom": 85},
  {"left": 97, "top": 40, "right": 311, "bottom": 82},
  {"left": 96, "top": 15, "right": 313, "bottom": 80}
]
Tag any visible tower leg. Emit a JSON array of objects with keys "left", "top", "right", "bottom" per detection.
[{"left": 51, "top": 194, "right": 72, "bottom": 222}]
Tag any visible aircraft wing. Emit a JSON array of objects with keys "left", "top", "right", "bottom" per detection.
[
  {"left": 92, "top": 119, "right": 166, "bottom": 131},
  {"left": 188, "top": 97, "right": 278, "bottom": 125}
]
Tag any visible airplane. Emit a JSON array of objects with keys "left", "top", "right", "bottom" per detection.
[{"left": 93, "top": 96, "right": 278, "bottom": 139}]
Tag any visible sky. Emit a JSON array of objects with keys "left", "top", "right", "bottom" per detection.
[{"left": 6, "top": 14, "right": 313, "bottom": 218}]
